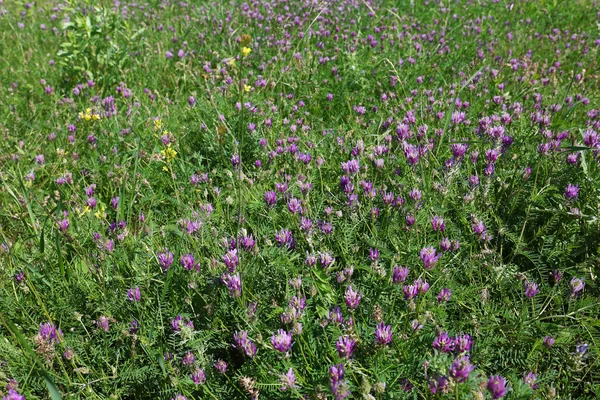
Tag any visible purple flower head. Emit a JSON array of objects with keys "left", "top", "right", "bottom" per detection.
[
  {"left": 375, "top": 323, "right": 393, "bottom": 345},
  {"left": 264, "top": 191, "right": 277, "bottom": 207},
  {"left": 420, "top": 247, "right": 441, "bottom": 269},
  {"left": 341, "top": 159, "right": 360, "bottom": 175},
  {"left": 239, "top": 234, "right": 256, "bottom": 251},
  {"left": 411, "top": 319, "right": 423, "bottom": 331},
  {"left": 111, "top": 196, "right": 120, "bottom": 210},
  {"left": 182, "top": 351, "right": 195, "bottom": 366},
  {"left": 414, "top": 278, "right": 430, "bottom": 294},
  {"left": 2, "top": 389, "right": 26, "bottom": 400},
  {"left": 440, "top": 237, "right": 452, "bottom": 251},
  {"left": 392, "top": 266, "right": 409, "bottom": 284},
  {"left": 543, "top": 336, "right": 556, "bottom": 348},
  {"left": 157, "top": 250, "right": 174, "bottom": 270},
  {"left": 523, "top": 371, "right": 538, "bottom": 390},
  {"left": 409, "top": 188, "right": 422, "bottom": 202},
  {"left": 448, "top": 356, "right": 475, "bottom": 382},
  {"left": 279, "top": 368, "right": 297, "bottom": 391},
  {"left": 214, "top": 360, "right": 227, "bottom": 373},
  {"left": 524, "top": 281, "right": 539, "bottom": 298},
  {"left": 433, "top": 332, "right": 455, "bottom": 353},
  {"left": 129, "top": 319, "right": 139, "bottom": 334},
  {"left": 180, "top": 253, "right": 195, "bottom": 271},
  {"left": 305, "top": 253, "right": 317, "bottom": 267},
  {"left": 454, "top": 333, "right": 473, "bottom": 353},
  {"left": 336, "top": 335, "right": 356, "bottom": 358},
  {"left": 222, "top": 273, "right": 242, "bottom": 297},
  {"left": 127, "top": 286, "right": 141, "bottom": 302},
  {"left": 431, "top": 216, "right": 446, "bottom": 231},
  {"left": 38, "top": 322, "right": 62, "bottom": 344},
  {"left": 191, "top": 368, "right": 206, "bottom": 385},
  {"left": 437, "top": 288, "right": 452, "bottom": 303},
  {"left": 14, "top": 271, "right": 25, "bottom": 282},
  {"left": 328, "top": 306, "right": 344, "bottom": 326},
  {"left": 171, "top": 315, "right": 187, "bottom": 331},
  {"left": 564, "top": 184, "right": 579, "bottom": 200},
  {"left": 487, "top": 375, "right": 509, "bottom": 399},
  {"left": 299, "top": 217, "right": 313, "bottom": 232},
  {"left": 275, "top": 228, "right": 295, "bottom": 249},
  {"left": 551, "top": 269, "right": 563, "bottom": 284},
  {"left": 271, "top": 329, "right": 293, "bottom": 353},
  {"left": 427, "top": 374, "right": 449, "bottom": 394},
  {"left": 330, "top": 364, "right": 351, "bottom": 400},
  {"left": 57, "top": 218, "right": 70, "bottom": 232},
  {"left": 233, "top": 331, "right": 257, "bottom": 358},
  {"left": 570, "top": 277, "right": 585, "bottom": 297},
  {"left": 96, "top": 316, "right": 110, "bottom": 332},
  {"left": 344, "top": 286, "right": 362, "bottom": 310},
  {"left": 576, "top": 343, "right": 589, "bottom": 357},
  {"left": 403, "top": 284, "right": 418, "bottom": 300},
  {"left": 222, "top": 248, "right": 239, "bottom": 270},
  {"left": 287, "top": 198, "right": 303, "bottom": 214},
  {"left": 369, "top": 248, "right": 379, "bottom": 261},
  {"left": 472, "top": 220, "right": 487, "bottom": 238},
  {"left": 330, "top": 363, "right": 345, "bottom": 382}
]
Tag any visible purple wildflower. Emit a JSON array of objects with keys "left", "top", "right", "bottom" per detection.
[
  {"left": 157, "top": 250, "right": 174, "bottom": 270},
  {"left": 487, "top": 375, "right": 509, "bottom": 399},
  {"left": 437, "top": 288, "right": 451, "bottom": 303},
  {"left": 392, "top": 266, "right": 409, "bottom": 284},
  {"left": 127, "top": 286, "right": 141, "bottom": 302},
  {"left": 524, "top": 281, "right": 539, "bottom": 298},
  {"left": 448, "top": 356, "right": 475, "bottom": 382},
  {"left": 433, "top": 332, "right": 455, "bottom": 353},
  {"left": 336, "top": 335, "right": 356, "bottom": 358},
  {"left": 264, "top": 191, "right": 277, "bottom": 207},
  {"left": 279, "top": 368, "right": 297, "bottom": 391},
  {"left": 214, "top": 360, "right": 227, "bottom": 373},
  {"left": 344, "top": 286, "right": 362, "bottom": 310},
  {"left": 420, "top": 247, "right": 441, "bottom": 269},
  {"left": 180, "top": 253, "right": 195, "bottom": 271},
  {"left": 191, "top": 368, "right": 206, "bottom": 385},
  {"left": 523, "top": 372, "right": 538, "bottom": 390},
  {"left": 375, "top": 323, "right": 393, "bottom": 345},
  {"left": 454, "top": 333, "right": 473, "bottom": 353},
  {"left": 222, "top": 273, "right": 242, "bottom": 297},
  {"left": 271, "top": 329, "right": 293, "bottom": 353},
  {"left": 570, "top": 277, "right": 585, "bottom": 297},
  {"left": 564, "top": 184, "right": 579, "bottom": 199}
]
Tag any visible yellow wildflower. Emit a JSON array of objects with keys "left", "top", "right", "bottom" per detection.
[
  {"left": 94, "top": 206, "right": 106, "bottom": 219},
  {"left": 161, "top": 144, "right": 177, "bottom": 163},
  {"left": 78, "top": 108, "right": 101, "bottom": 121},
  {"left": 242, "top": 47, "right": 252, "bottom": 57},
  {"left": 244, "top": 84, "right": 251, "bottom": 92},
  {"left": 154, "top": 119, "right": 163, "bottom": 130}
]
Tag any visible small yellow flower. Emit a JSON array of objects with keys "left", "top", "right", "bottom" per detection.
[
  {"left": 78, "top": 206, "right": 91, "bottom": 217},
  {"left": 79, "top": 108, "right": 100, "bottom": 121},
  {"left": 244, "top": 84, "right": 251, "bottom": 92},
  {"left": 227, "top": 58, "right": 236, "bottom": 67},
  {"left": 242, "top": 47, "right": 252, "bottom": 57},
  {"left": 154, "top": 119, "right": 163, "bottom": 130},
  {"left": 160, "top": 144, "right": 177, "bottom": 163},
  {"left": 94, "top": 206, "right": 106, "bottom": 219}
]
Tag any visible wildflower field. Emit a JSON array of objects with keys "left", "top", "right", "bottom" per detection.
[{"left": 1, "top": 0, "right": 600, "bottom": 399}]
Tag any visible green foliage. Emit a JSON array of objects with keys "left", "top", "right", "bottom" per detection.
[{"left": 0, "top": 0, "right": 599, "bottom": 399}]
